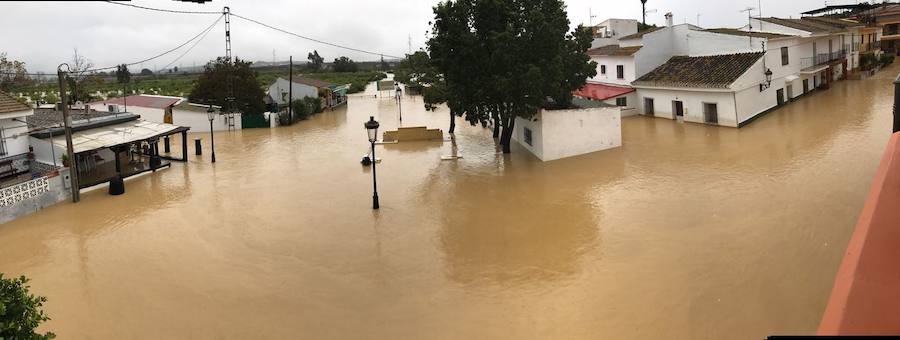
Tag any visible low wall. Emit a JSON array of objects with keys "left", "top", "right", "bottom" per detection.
[
  {"left": 819, "top": 132, "right": 900, "bottom": 335},
  {"left": 0, "top": 169, "right": 70, "bottom": 224},
  {"left": 382, "top": 126, "right": 443, "bottom": 142}
]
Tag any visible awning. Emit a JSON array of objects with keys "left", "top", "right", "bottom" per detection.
[
  {"left": 574, "top": 83, "right": 635, "bottom": 101},
  {"left": 47, "top": 120, "right": 186, "bottom": 154},
  {"left": 785, "top": 75, "right": 800, "bottom": 82},
  {"left": 800, "top": 65, "right": 829, "bottom": 75}
]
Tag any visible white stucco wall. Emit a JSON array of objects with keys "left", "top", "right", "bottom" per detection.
[
  {"left": 267, "top": 78, "right": 318, "bottom": 106},
  {"left": 601, "top": 92, "right": 638, "bottom": 115},
  {"left": 29, "top": 136, "right": 65, "bottom": 166},
  {"left": 170, "top": 109, "right": 242, "bottom": 132},
  {"left": 512, "top": 107, "right": 622, "bottom": 161},
  {"left": 636, "top": 88, "right": 739, "bottom": 127},
  {"left": 1, "top": 115, "right": 32, "bottom": 157},
  {"left": 590, "top": 56, "right": 637, "bottom": 85}
]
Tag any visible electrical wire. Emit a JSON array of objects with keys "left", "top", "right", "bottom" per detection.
[
  {"left": 156, "top": 14, "right": 224, "bottom": 73},
  {"left": 102, "top": 0, "right": 221, "bottom": 15},
  {"left": 85, "top": 14, "right": 225, "bottom": 73},
  {"left": 229, "top": 12, "right": 403, "bottom": 59}
]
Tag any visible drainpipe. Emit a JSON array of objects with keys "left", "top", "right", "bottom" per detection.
[{"left": 894, "top": 73, "right": 900, "bottom": 133}]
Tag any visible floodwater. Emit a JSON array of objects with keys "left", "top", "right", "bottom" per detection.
[{"left": 1, "top": 66, "right": 896, "bottom": 339}]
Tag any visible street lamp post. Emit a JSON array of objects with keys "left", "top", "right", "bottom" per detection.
[
  {"left": 207, "top": 105, "right": 217, "bottom": 163},
  {"left": 365, "top": 116, "right": 380, "bottom": 209},
  {"left": 395, "top": 85, "right": 403, "bottom": 122}
]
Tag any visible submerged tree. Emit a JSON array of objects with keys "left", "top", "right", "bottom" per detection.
[
  {"left": 425, "top": 0, "right": 596, "bottom": 153},
  {"left": 189, "top": 57, "right": 266, "bottom": 115},
  {"left": 332, "top": 56, "right": 358, "bottom": 73}
]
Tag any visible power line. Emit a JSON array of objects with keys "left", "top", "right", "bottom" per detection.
[
  {"left": 102, "top": 0, "right": 220, "bottom": 15},
  {"left": 229, "top": 12, "right": 403, "bottom": 59},
  {"left": 86, "top": 14, "right": 225, "bottom": 73},
  {"left": 157, "top": 14, "right": 224, "bottom": 72}
]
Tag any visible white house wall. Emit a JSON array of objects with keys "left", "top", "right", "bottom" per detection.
[
  {"left": 29, "top": 136, "right": 65, "bottom": 166},
  {"left": 602, "top": 92, "right": 638, "bottom": 115},
  {"left": 512, "top": 107, "right": 621, "bottom": 161},
  {"left": 636, "top": 88, "right": 739, "bottom": 127},
  {"left": 170, "top": 109, "right": 242, "bottom": 132},
  {"left": 1, "top": 117, "right": 31, "bottom": 157},
  {"left": 268, "top": 78, "right": 318, "bottom": 106},
  {"left": 590, "top": 55, "right": 637, "bottom": 85}
]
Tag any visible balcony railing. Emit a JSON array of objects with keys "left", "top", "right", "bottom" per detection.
[
  {"left": 799, "top": 50, "right": 847, "bottom": 70},
  {"left": 860, "top": 41, "right": 881, "bottom": 53}
]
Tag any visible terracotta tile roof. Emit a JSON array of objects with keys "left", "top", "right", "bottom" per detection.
[
  {"left": 619, "top": 27, "right": 662, "bottom": 40},
  {"left": 0, "top": 91, "right": 31, "bottom": 114},
  {"left": 633, "top": 52, "right": 764, "bottom": 89},
  {"left": 89, "top": 95, "right": 182, "bottom": 109},
  {"left": 758, "top": 17, "right": 837, "bottom": 33},
  {"left": 704, "top": 28, "right": 794, "bottom": 39},
  {"left": 574, "top": 83, "right": 634, "bottom": 101},
  {"left": 587, "top": 45, "right": 642, "bottom": 56}
]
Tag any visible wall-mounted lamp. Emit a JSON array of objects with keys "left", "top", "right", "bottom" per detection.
[{"left": 759, "top": 68, "right": 773, "bottom": 92}]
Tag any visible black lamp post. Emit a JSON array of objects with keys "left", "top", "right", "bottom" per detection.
[
  {"left": 395, "top": 85, "right": 403, "bottom": 122},
  {"left": 365, "top": 116, "right": 380, "bottom": 209},
  {"left": 759, "top": 68, "right": 774, "bottom": 91},
  {"left": 207, "top": 104, "right": 217, "bottom": 163}
]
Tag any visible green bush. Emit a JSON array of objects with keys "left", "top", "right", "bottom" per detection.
[
  {"left": 0, "top": 274, "right": 55, "bottom": 339},
  {"left": 881, "top": 54, "right": 895, "bottom": 67}
]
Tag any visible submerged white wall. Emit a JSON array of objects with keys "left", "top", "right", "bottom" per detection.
[{"left": 512, "top": 107, "right": 622, "bottom": 161}]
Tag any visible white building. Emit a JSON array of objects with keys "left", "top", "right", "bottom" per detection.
[
  {"left": 90, "top": 95, "right": 240, "bottom": 132},
  {"left": 0, "top": 91, "right": 33, "bottom": 161},
  {"left": 265, "top": 77, "right": 318, "bottom": 107},
  {"left": 591, "top": 19, "right": 640, "bottom": 48},
  {"left": 512, "top": 106, "right": 622, "bottom": 162}
]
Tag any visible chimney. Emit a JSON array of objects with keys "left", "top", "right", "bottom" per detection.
[{"left": 665, "top": 12, "right": 674, "bottom": 27}]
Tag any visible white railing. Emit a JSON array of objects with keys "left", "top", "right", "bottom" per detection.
[{"left": 0, "top": 177, "right": 50, "bottom": 207}]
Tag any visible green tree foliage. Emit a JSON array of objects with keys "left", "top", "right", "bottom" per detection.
[
  {"left": 307, "top": 50, "right": 324, "bottom": 72},
  {"left": 426, "top": 0, "right": 596, "bottom": 153},
  {"left": 0, "top": 274, "right": 55, "bottom": 339},
  {"left": 139, "top": 68, "right": 154, "bottom": 76},
  {"left": 289, "top": 96, "right": 324, "bottom": 122},
  {"left": 332, "top": 56, "right": 359, "bottom": 73},
  {"left": 115, "top": 64, "right": 131, "bottom": 85},
  {"left": 0, "top": 53, "right": 32, "bottom": 92},
  {"left": 189, "top": 57, "right": 267, "bottom": 115}
]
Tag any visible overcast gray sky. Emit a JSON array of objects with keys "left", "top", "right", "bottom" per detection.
[{"left": 1, "top": 0, "right": 842, "bottom": 73}]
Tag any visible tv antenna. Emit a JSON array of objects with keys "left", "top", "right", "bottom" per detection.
[
  {"left": 589, "top": 7, "right": 597, "bottom": 26},
  {"left": 740, "top": 7, "right": 756, "bottom": 31}
]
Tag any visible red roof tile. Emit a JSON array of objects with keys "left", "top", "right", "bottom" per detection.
[
  {"left": 574, "top": 83, "right": 634, "bottom": 101},
  {"left": 0, "top": 91, "right": 30, "bottom": 114}
]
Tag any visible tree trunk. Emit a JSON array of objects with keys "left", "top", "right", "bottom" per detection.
[
  {"left": 448, "top": 111, "right": 456, "bottom": 134},
  {"left": 501, "top": 115, "right": 515, "bottom": 154},
  {"left": 492, "top": 111, "right": 500, "bottom": 138}
]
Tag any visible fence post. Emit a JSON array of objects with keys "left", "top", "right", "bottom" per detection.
[{"left": 894, "top": 73, "right": 900, "bottom": 133}]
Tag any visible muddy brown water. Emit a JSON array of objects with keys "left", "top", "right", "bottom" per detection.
[{"left": 1, "top": 67, "right": 896, "bottom": 339}]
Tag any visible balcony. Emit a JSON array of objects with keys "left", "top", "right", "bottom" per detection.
[
  {"left": 800, "top": 50, "right": 847, "bottom": 72},
  {"left": 860, "top": 41, "right": 882, "bottom": 53}
]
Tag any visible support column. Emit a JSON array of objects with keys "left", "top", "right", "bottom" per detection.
[
  {"left": 894, "top": 73, "right": 900, "bottom": 134},
  {"left": 164, "top": 136, "right": 171, "bottom": 153},
  {"left": 182, "top": 131, "right": 188, "bottom": 161}
]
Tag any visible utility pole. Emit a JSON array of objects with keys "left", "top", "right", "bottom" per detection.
[
  {"left": 57, "top": 65, "right": 79, "bottom": 203},
  {"left": 641, "top": 0, "right": 648, "bottom": 26},
  {"left": 289, "top": 55, "right": 293, "bottom": 122},
  {"left": 224, "top": 6, "right": 234, "bottom": 117}
]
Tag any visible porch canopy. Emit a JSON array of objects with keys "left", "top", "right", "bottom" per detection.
[{"left": 47, "top": 120, "right": 188, "bottom": 153}]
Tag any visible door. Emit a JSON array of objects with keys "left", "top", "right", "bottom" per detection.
[
  {"left": 644, "top": 97, "right": 655, "bottom": 116},
  {"left": 673, "top": 101, "right": 684, "bottom": 118},
  {"left": 703, "top": 103, "right": 718, "bottom": 124},
  {"left": 786, "top": 85, "right": 793, "bottom": 101},
  {"left": 803, "top": 79, "right": 809, "bottom": 93},
  {"left": 776, "top": 89, "right": 785, "bottom": 106}
]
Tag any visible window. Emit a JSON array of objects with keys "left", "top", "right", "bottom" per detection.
[
  {"left": 616, "top": 97, "right": 627, "bottom": 106},
  {"left": 781, "top": 47, "right": 789, "bottom": 66},
  {"left": 0, "top": 126, "right": 6, "bottom": 156},
  {"left": 600, "top": 65, "right": 606, "bottom": 75},
  {"left": 523, "top": 127, "right": 533, "bottom": 146},
  {"left": 644, "top": 97, "right": 654, "bottom": 116},
  {"left": 616, "top": 65, "right": 624, "bottom": 79}
]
